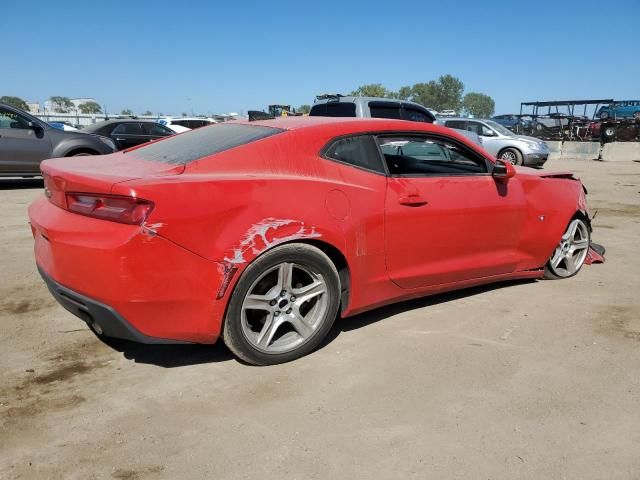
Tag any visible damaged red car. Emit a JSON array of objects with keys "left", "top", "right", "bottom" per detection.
[{"left": 28, "top": 117, "right": 604, "bottom": 365}]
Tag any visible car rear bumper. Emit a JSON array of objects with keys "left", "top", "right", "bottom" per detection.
[
  {"left": 38, "top": 265, "right": 190, "bottom": 344},
  {"left": 524, "top": 153, "right": 549, "bottom": 167},
  {"left": 29, "top": 195, "right": 229, "bottom": 344}
]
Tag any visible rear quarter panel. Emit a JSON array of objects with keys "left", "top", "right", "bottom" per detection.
[{"left": 111, "top": 128, "right": 389, "bottom": 313}]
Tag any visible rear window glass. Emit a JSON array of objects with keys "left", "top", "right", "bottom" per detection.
[
  {"left": 129, "top": 123, "right": 283, "bottom": 164},
  {"left": 309, "top": 102, "right": 356, "bottom": 117}
]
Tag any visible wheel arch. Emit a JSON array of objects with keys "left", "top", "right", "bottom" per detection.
[
  {"left": 222, "top": 236, "right": 352, "bottom": 318},
  {"left": 64, "top": 147, "right": 99, "bottom": 157}
]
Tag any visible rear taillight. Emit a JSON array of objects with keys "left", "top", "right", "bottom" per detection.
[{"left": 65, "top": 193, "right": 154, "bottom": 225}]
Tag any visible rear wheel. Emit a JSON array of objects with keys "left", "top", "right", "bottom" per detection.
[
  {"left": 499, "top": 148, "right": 523, "bottom": 165},
  {"left": 223, "top": 243, "right": 340, "bottom": 365},
  {"left": 543, "top": 218, "right": 590, "bottom": 279}
]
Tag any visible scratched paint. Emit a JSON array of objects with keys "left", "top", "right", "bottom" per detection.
[{"left": 224, "top": 218, "right": 321, "bottom": 264}]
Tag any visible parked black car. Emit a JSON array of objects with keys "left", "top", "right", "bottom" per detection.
[
  {"left": 0, "top": 103, "right": 116, "bottom": 177},
  {"left": 83, "top": 119, "right": 175, "bottom": 150}
]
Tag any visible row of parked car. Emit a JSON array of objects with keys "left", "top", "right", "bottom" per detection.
[{"left": 0, "top": 95, "right": 550, "bottom": 177}]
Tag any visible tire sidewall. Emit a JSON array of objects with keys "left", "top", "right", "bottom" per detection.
[{"left": 223, "top": 243, "right": 341, "bottom": 365}]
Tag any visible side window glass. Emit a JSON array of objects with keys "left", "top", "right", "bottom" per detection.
[
  {"left": 377, "top": 136, "right": 487, "bottom": 176},
  {"left": 466, "top": 122, "right": 482, "bottom": 135},
  {"left": 369, "top": 104, "right": 402, "bottom": 119},
  {"left": 112, "top": 123, "right": 143, "bottom": 135},
  {"left": 445, "top": 120, "right": 466, "bottom": 129},
  {"left": 0, "top": 108, "right": 29, "bottom": 129},
  {"left": 142, "top": 123, "right": 173, "bottom": 136},
  {"left": 324, "top": 135, "right": 384, "bottom": 173},
  {"left": 401, "top": 108, "right": 432, "bottom": 123}
]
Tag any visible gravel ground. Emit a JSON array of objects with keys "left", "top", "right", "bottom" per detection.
[{"left": 1, "top": 159, "right": 639, "bottom": 480}]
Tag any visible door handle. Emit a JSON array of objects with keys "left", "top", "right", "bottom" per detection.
[{"left": 398, "top": 194, "right": 428, "bottom": 206}]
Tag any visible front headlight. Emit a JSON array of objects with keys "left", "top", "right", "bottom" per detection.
[
  {"left": 524, "top": 141, "right": 542, "bottom": 151},
  {"left": 98, "top": 136, "right": 116, "bottom": 151}
]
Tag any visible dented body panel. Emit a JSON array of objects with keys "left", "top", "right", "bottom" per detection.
[{"left": 29, "top": 117, "right": 603, "bottom": 344}]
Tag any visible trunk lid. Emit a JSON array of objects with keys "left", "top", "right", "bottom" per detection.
[{"left": 41, "top": 152, "right": 184, "bottom": 209}]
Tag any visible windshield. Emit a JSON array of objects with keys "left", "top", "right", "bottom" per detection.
[{"left": 484, "top": 120, "right": 514, "bottom": 136}]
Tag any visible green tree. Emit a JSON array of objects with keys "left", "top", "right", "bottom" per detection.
[
  {"left": 435, "top": 74, "right": 465, "bottom": 111},
  {"left": 395, "top": 86, "right": 413, "bottom": 101},
  {"left": 297, "top": 104, "right": 311, "bottom": 114},
  {"left": 462, "top": 92, "right": 495, "bottom": 118},
  {"left": 121, "top": 108, "right": 134, "bottom": 116},
  {"left": 49, "top": 96, "right": 74, "bottom": 113},
  {"left": 142, "top": 110, "right": 153, "bottom": 116},
  {"left": 350, "top": 83, "right": 390, "bottom": 98},
  {"left": 78, "top": 101, "right": 102, "bottom": 114},
  {"left": 409, "top": 81, "right": 439, "bottom": 109},
  {"left": 0, "top": 96, "right": 29, "bottom": 111}
]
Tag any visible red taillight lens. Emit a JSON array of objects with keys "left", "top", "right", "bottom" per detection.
[{"left": 65, "top": 193, "right": 154, "bottom": 225}]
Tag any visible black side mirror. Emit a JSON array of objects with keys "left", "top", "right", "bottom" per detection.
[{"left": 492, "top": 160, "right": 516, "bottom": 181}]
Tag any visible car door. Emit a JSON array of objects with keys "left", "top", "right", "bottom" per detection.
[
  {"left": 0, "top": 106, "right": 52, "bottom": 174},
  {"left": 110, "top": 122, "right": 147, "bottom": 150},
  {"left": 380, "top": 133, "right": 528, "bottom": 289},
  {"left": 468, "top": 120, "right": 502, "bottom": 156}
]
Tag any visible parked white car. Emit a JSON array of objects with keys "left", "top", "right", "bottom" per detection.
[
  {"left": 157, "top": 117, "right": 217, "bottom": 131},
  {"left": 436, "top": 118, "right": 549, "bottom": 167}
]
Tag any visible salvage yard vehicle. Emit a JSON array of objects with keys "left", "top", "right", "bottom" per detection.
[
  {"left": 310, "top": 95, "right": 482, "bottom": 146},
  {"left": 0, "top": 103, "right": 116, "bottom": 177},
  {"left": 597, "top": 100, "right": 640, "bottom": 120},
  {"left": 82, "top": 119, "right": 175, "bottom": 150},
  {"left": 29, "top": 117, "right": 604, "bottom": 365},
  {"left": 436, "top": 117, "right": 549, "bottom": 167}
]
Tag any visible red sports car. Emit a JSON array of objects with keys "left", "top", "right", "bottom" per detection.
[{"left": 29, "top": 117, "right": 604, "bottom": 365}]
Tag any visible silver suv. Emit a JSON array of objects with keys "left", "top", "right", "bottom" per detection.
[
  {"left": 436, "top": 118, "right": 549, "bottom": 167},
  {"left": 310, "top": 95, "right": 482, "bottom": 146}
]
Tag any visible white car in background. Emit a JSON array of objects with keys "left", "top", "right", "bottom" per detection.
[
  {"left": 157, "top": 117, "right": 217, "bottom": 131},
  {"left": 164, "top": 123, "right": 190, "bottom": 134},
  {"left": 438, "top": 110, "right": 458, "bottom": 117}
]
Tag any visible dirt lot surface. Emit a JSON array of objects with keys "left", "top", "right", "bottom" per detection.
[{"left": 1, "top": 160, "right": 639, "bottom": 480}]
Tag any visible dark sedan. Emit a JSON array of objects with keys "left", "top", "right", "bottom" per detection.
[{"left": 83, "top": 119, "right": 175, "bottom": 150}]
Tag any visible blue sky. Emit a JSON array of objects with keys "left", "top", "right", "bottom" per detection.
[{"left": 2, "top": 0, "right": 638, "bottom": 115}]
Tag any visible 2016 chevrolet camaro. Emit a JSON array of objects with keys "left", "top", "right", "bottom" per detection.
[{"left": 29, "top": 117, "right": 604, "bottom": 365}]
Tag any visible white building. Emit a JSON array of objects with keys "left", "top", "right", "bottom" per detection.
[{"left": 26, "top": 101, "right": 40, "bottom": 114}]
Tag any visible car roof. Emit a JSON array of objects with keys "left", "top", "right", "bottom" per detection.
[{"left": 312, "top": 96, "right": 430, "bottom": 110}]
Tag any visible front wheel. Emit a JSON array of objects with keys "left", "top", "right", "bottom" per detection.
[
  {"left": 223, "top": 243, "right": 340, "bottom": 365},
  {"left": 499, "top": 148, "right": 523, "bottom": 165},
  {"left": 543, "top": 218, "right": 590, "bottom": 279}
]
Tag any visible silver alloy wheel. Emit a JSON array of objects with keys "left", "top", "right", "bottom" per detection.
[
  {"left": 548, "top": 219, "right": 590, "bottom": 278},
  {"left": 500, "top": 150, "right": 517, "bottom": 164},
  {"left": 240, "top": 262, "right": 328, "bottom": 354}
]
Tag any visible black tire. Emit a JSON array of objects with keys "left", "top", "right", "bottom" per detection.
[
  {"left": 223, "top": 243, "right": 340, "bottom": 365},
  {"left": 602, "top": 125, "right": 617, "bottom": 141},
  {"left": 543, "top": 217, "right": 590, "bottom": 280},
  {"left": 499, "top": 148, "right": 523, "bottom": 166}
]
